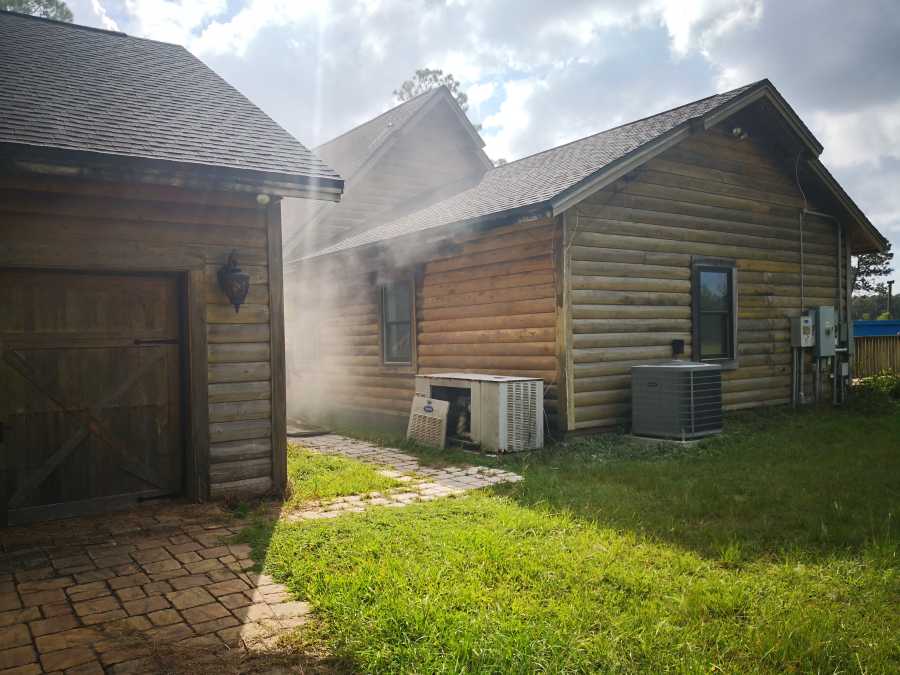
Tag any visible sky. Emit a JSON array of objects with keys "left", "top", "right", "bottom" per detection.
[{"left": 69, "top": 0, "right": 900, "bottom": 284}]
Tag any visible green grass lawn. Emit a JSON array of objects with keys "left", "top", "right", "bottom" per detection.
[
  {"left": 284, "top": 443, "right": 402, "bottom": 509},
  {"left": 243, "top": 399, "right": 900, "bottom": 673}
]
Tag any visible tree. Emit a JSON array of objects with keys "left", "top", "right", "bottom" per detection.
[
  {"left": 394, "top": 68, "right": 470, "bottom": 110},
  {"left": 0, "top": 0, "right": 73, "bottom": 21},
  {"left": 852, "top": 243, "right": 894, "bottom": 294},
  {"left": 851, "top": 287, "right": 898, "bottom": 320}
]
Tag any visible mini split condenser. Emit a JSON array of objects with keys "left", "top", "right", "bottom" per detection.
[{"left": 414, "top": 373, "right": 543, "bottom": 452}]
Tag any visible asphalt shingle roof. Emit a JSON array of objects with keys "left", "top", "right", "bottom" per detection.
[
  {"left": 314, "top": 88, "right": 441, "bottom": 180},
  {"left": 0, "top": 11, "right": 340, "bottom": 184},
  {"left": 310, "top": 82, "right": 759, "bottom": 257}
]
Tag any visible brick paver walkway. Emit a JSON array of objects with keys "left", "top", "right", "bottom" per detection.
[
  {"left": 0, "top": 436, "right": 523, "bottom": 673},
  {"left": 0, "top": 504, "right": 309, "bottom": 674},
  {"left": 289, "top": 435, "right": 523, "bottom": 520}
]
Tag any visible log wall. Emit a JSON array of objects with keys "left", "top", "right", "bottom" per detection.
[
  {"left": 0, "top": 174, "right": 283, "bottom": 499},
  {"left": 286, "top": 218, "right": 561, "bottom": 430},
  {"left": 418, "top": 219, "right": 561, "bottom": 427},
  {"left": 565, "top": 126, "right": 845, "bottom": 430}
]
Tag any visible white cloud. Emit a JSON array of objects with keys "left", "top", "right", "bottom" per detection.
[
  {"left": 466, "top": 81, "right": 495, "bottom": 117},
  {"left": 656, "top": 0, "right": 763, "bottom": 56},
  {"left": 815, "top": 101, "right": 900, "bottom": 170},
  {"left": 90, "top": 0, "right": 120, "bottom": 30},
  {"left": 482, "top": 79, "right": 544, "bottom": 161},
  {"left": 190, "top": 1, "right": 330, "bottom": 57},
  {"left": 123, "top": 0, "right": 227, "bottom": 45}
]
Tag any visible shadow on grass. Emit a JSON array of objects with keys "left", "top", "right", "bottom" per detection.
[
  {"left": 488, "top": 403, "right": 900, "bottom": 563},
  {"left": 224, "top": 501, "right": 356, "bottom": 675},
  {"left": 328, "top": 403, "right": 900, "bottom": 563},
  {"left": 225, "top": 399, "right": 899, "bottom": 673}
]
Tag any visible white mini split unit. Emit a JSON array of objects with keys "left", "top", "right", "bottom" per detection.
[{"left": 413, "top": 373, "right": 544, "bottom": 452}]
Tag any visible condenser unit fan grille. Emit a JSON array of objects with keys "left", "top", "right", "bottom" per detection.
[
  {"left": 505, "top": 380, "right": 540, "bottom": 451},
  {"left": 632, "top": 363, "right": 722, "bottom": 439}
]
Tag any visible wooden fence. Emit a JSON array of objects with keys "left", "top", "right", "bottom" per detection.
[{"left": 854, "top": 336, "right": 900, "bottom": 377}]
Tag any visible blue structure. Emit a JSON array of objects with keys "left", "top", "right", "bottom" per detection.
[{"left": 854, "top": 320, "right": 900, "bottom": 337}]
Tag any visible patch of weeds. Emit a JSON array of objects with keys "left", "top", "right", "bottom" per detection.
[
  {"left": 284, "top": 443, "right": 402, "bottom": 509},
  {"left": 718, "top": 539, "right": 745, "bottom": 568},
  {"left": 333, "top": 427, "right": 504, "bottom": 469},
  {"left": 223, "top": 496, "right": 254, "bottom": 519},
  {"left": 849, "top": 371, "right": 900, "bottom": 414},
  {"left": 98, "top": 616, "right": 350, "bottom": 674}
]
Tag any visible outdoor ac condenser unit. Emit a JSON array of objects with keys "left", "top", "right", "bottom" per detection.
[
  {"left": 631, "top": 362, "right": 722, "bottom": 440},
  {"left": 415, "top": 373, "right": 543, "bottom": 452}
]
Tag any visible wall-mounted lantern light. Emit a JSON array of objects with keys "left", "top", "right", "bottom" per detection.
[{"left": 218, "top": 249, "right": 250, "bottom": 313}]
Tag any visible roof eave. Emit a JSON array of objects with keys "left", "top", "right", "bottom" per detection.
[
  {"left": 550, "top": 123, "right": 694, "bottom": 216},
  {"left": 701, "top": 80, "right": 824, "bottom": 156},
  {"left": 431, "top": 87, "right": 494, "bottom": 171},
  {"left": 288, "top": 201, "right": 553, "bottom": 268},
  {"left": 1, "top": 144, "right": 344, "bottom": 201},
  {"left": 551, "top": 81, "right": 826, "bottom": 217},
  {"left": 807, "top": 158, "right": 889, "bottom": 254}
]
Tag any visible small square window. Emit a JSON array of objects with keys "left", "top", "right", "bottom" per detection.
[{"left": 381, "top": 280, "right": 412, "bottom": 364}]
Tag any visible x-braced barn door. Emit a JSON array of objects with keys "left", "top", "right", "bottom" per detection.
[{"left": 0, "top": 270, "right": 184, "bottom": 525}]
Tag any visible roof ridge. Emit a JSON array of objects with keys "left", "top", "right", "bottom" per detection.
[
  {"left": 0, "top": 8, "right": 127, "bottom": 37},
  {"left": 0, "top": 9, "right": 210, "bottom": 50},
  {"left": 299, "top": 79, "right": 785, "bottom": 260},
  {"left": 487, "top": 79, "right": 766, "bottom": 174},
  {"left": 315, "top": 86, "right": 444, "bottom": 152}
]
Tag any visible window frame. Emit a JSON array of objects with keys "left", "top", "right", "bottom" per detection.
[
  {"left": 378, "top": 274, "right": 416, "bottom": 368},
  {"left": 691, "top": 258, "right": 738, "bottom": 369}
]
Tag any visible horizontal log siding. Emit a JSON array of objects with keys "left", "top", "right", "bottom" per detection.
[
  {"left": 566, "top": 127, "right": 841, "bottom": 430},
  {"left": 287, "top": 273, "right": 416, "bottom": 429},
  {"left": 0, "top": 176, "right": 275, "bottom": 497},
  {"left": 287, "top": 219, "right": 560, "bottom": 429},
  {"left": 418, "top": 219, "right": 560, "bottom": 426}
]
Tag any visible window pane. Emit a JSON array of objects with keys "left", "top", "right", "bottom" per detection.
[
  {"left": 699, "top": 313, "right": 728, "bottom": 359},
  {"left": 384, "top": 282, "right": 410, "bottom": 322},
  {"left": 385, "top": 323, "right": 411, "bottom": 363},
  {"left": 699, "top": 270, "right": 729, "bottom": 311},
  {"left": 382, "top": 281, "right": 412, "bottom": 363}
]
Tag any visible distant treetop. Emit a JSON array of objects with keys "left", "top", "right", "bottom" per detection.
[
  {"left": 0, "top": 0, "right": 73, "bottom": 22},
  {"left": 394, "top": 68, "right": 470, "bottom": 112}
]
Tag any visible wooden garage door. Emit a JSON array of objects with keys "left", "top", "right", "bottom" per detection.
[{"left": 0, "top": 270, "right": 183, "bottom": 525}]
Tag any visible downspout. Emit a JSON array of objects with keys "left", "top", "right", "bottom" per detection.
[
  {"left": 794, "top": 151, "right": 808, "bottom": 313},
  {"left": 794, "top": 151, "right": 808, "bottom": 402}
]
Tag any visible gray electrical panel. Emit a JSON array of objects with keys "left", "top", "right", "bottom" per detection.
[
  {"left": 790, "top": 314, "right": 814, "bottom": 348},
  {"left": 813, "top": 306, "right": 836, "bottom": 358}
]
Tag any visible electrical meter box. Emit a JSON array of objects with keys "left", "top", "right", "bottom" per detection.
[
  {"left": 813, "top": 306, "right": 836, "bottom": 358},
  {"left": 790, "top": 314, "right": 814, "bottom": 348}
]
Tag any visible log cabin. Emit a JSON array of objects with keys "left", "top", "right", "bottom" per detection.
[
  {"left": 0, "top": 11, "right": 343, "bottom": 525},
  {"left": 284, "top": 79, "right": 887, "bottom": 436}
]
